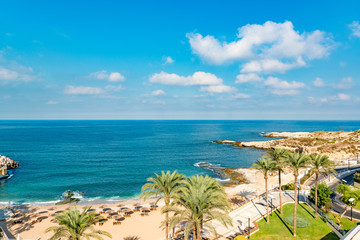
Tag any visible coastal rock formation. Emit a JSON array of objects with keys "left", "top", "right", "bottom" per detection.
[
  {"left": 215, "top": 130, "right": 360, "bottom": 160},
  {"left": 0, "top": 155, "right": 19, "bottom": 169}
]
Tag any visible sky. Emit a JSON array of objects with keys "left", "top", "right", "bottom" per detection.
[{"left": 1, "top": 0, "right": 360, "bottom": 120}]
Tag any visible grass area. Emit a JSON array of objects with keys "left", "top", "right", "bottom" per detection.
[
  {"left": 327, "top": 212, "right": 360, "bottom": 231},
  {"left": 250, "top": 203, "right": 339, "bottom": 240}
]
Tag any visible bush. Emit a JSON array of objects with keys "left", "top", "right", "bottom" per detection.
[
  {"left": 283, "top": 183, "right": 300, "bottom": 190},
  {"left": 336, "top": 183, "right": 350, "bottom": 195},
  {"left": 354, "top": 172, "right": 360, "bottom": 184},
  {"left": 323, "top": 198, "right": 333, "bottom": 213},
  {"left": 310, "top": 183, "right": 332, "bottom": 207},
  {"left": 284, "top": 216, "right": 310, "bottom": 228}
]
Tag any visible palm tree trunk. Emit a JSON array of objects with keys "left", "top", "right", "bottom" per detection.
[
  {"left": 294, "top": 173, "right": 298, "bottom": 237},
  {"left": 315, "top": 172, "right": 319, "bottom": 219},
  {"left": 265, "top": 175, "right": 269, "bottom": 223},
  {"left": 279, "top": 169, "right": 283, "bottom": 215},
  {"left": 165, "top": 199, "right": 169, "bottom": 240}
]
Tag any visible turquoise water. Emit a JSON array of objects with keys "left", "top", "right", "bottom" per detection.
[{"left": 0, "top": 120, "right": 359, "bottom": 203}]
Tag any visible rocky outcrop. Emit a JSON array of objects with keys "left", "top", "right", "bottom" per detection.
[
  {"left": 0, "top": 155, "right": 19, "bottom": 169},
  {"left": 215, "top": 130, "right": 360, "bottom": 160}
]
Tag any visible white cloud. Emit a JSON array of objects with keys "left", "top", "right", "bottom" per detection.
[
  {"left": 152, "top": 89, "right": 166, "bottom": 96},
  {"left": 235, "top": 73, "right": 263, "bottom": 83},
  {"left": 90, "top": 70, "right": 125, "bottom": 82},
  {"left": 240, "top": 57, "right": 306, "bottom": 74},
  {"left": 109, "top": 72, "right": 125, "bottom": 82},
  {"left": 163, "top": 56, "right": 174, "bottom": 65},
  {"left": 64, "top": 85, "right": 104, "bottom": 95},
  {"left": 264, "top": 76, "right": 306, "bottom": 95},
  {"left": 200, "top": 85, "right": 236, "bottom": 93},
  {"left": 331, "top": 93, "right": 350, "bottom": 101},
  {"left": 313, "top": 77, "right": 324, "bottom": 87},
  {"left": 349, "top": 21, "right": 360, "bottom": 38},
  {"left": 187, "top": 21, "right": 332, "bottom": 67},
  {"left": 0, "top": 66, "right": 34, "bottom": 82},
  {"left": 46, "top": 100, "right": 59, "bottom": 105},
  {"left": 232, "top": 93, "right": 250, "bottom": 99},
  {"left": 105, "top": 84, "right": 123, "bottom": 92},
  {"left": 149, "top": 71, "right": 223, "bottom": 86},
  {"left": 335, "top": 77, "right": 354, "bottom": 89}
]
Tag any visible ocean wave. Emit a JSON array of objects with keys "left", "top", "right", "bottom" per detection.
[{"left": 193, "top": 161, "right": 228, "bottom": 179}]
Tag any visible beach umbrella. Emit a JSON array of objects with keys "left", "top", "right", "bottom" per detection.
[
  {"left": 115, "top": 217, "right": 125, "bottom": 221},
  {"left": 17, "top": 234, "right": 21, "bottom": 240},
  {"left": 141, "top": 208, "right": 150, "bottom": 213}
]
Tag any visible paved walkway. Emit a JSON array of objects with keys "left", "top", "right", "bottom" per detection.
[{"left": 212, "top": 191, "right": 299, "bottom": 238}]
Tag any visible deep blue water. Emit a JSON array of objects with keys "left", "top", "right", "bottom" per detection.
[{"left": 0, "top": 120, "right": 360, "bottom": 203}]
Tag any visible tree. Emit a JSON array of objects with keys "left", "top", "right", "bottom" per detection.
[
  {"left": 336, "top": 183, "right": 350, "bottom": 195},
  {"left": 285, "top": 152, "right": 309, "bottom": 237},
  {"left": 45, "top": 206, "right": 111, "bottom": 240},
  {"left": 163, "top": 175, "right": 232, "bottom": 240},
  {"left": 309, "top": 154, "right": 335, "bottom": 218},
  {"left": 266, "top": 148, "right": 289, "bottom": 215},
  {"left": 140, "top": 170, "right": 185, "bottom": 240},
  {"left": 251, "top": 158, "right": 276, "bottom": 223},
  {"left": 310, "top": 183, "right": 332, "bottom": 207}
]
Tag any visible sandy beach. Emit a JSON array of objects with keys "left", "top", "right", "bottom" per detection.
[
  {"left": 3, "top": 198, "right": 167, "bottom": 240},
  {"left": 0, "top": 167, "right": 302, "bottom": 240}
]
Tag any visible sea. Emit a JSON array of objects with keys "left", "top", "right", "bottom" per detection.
[{"left": 0, "top": 120, "right": 359, "bottom": 204}]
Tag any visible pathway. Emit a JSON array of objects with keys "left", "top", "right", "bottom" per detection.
[{"left": 211, "top": 191, "right": 299, "bottom": 238}]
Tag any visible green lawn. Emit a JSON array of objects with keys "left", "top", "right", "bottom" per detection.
[
  {"left": 250, "top": 203, "right": 339, "bottom": 240},
  {"left": 327, "top": 212, "right": 360, "bottom": 231}
]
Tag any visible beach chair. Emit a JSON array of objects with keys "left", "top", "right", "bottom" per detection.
[{"left": 99, "top": 222, "right": 104, "bottom": 226}]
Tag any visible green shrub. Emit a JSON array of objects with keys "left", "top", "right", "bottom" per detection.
[
  {"left": 354, "top": 172, "right": 360, "bottom": 184},
  {"left": 284, "top": 216, "right": 310, "bottom": 228},
  {"left": 310, "top": 184, "right": 332, "bottom": 207}
]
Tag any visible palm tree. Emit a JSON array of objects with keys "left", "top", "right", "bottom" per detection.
[
  {"left": 45, "top": 206, "right": 111, "bottom": 240},
  {"left": 251, "top": 158, "right": 276, "bottom": 223},
  {"left": 309, "top": 153, "right": 335, "bottom": 219},
  {"left": 266, "top": 148, "right": 289, "bottom": 215},
  {"left": 286, "top": 152, "right": 310, "bottom": 237},
  {"left": 163, "top": 175, "right": 232, "bottom": 240},
  {"left": 123, "top": 236, "right": 141, "bottom": 240},
  {"left": 140, "top": 170, "right": 185, "bottom": 240}
]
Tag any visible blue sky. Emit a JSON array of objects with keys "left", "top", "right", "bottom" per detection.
[{"left": 1, "top": 0, "right": 360, "bottom": 120}]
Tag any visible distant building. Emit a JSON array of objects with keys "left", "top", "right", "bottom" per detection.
[{"left": 0, "top": 165, "right": 8, "bottom": 180}]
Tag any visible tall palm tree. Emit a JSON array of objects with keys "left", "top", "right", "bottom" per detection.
[
  {"left": 286, "top": 152, "right": 310, "bottom": 237},
  {"left": 163, "top": 175, "right": 232, "bottom": 240},
  {"left": 266, "top": 148, "right": 289, "bottom": 215},
  {"left": 140, "top": 170, "right": 185, "bottom": 240},
  {"left": 309, "top": 153, "right": 335, "bottom": 219},
  {"left": 251, "top": 158, "right": 276, "bottom": 223},
  {"left": 45, "top": 206, "right": 111, "bottom": 240}
]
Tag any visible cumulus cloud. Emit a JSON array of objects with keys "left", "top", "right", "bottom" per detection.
[
  {"left": 149, "top": 71, "right": 223, "bottom": 86},
  {"left": 200, "top": 85, "right": 236, "bottom": 93},
  {"left": 162, "top": 56, "right": 174, "bottom": 65},
  {"left": 0, "top": 66, "right": 35, "bottom": 82},
  {"left": 264, "top": 76, "right": 306, "bottom": 95},
  {"left": 331, "top": 93, "right": 350, "bottom": 101},
  {"left": 64, "top": 85, "right": 104, "bottom": 95},
  {"left": 313, "top": 77, "right": 324, "bottom": 87},
  {"left": 349, "top": 21, "right": 360, "bottom": 38},
  {"left": 90, "top": 70, "right": 125, "bottom": 82},
  {"left": 235, "top": 73, "right": 263, "bottom": 83},
  {"left": 241, "top": 57, "right": 306, "bottom": 74},
  {"left": 335, "top": 77, "right": 354, "bottom": 89},
  {"left": 152, "top": 89, "right": 166, "bottom": 96},
  {"left": 187, "top": 21, "right": 332, "bottom": 74}
]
